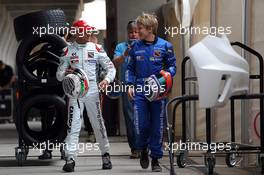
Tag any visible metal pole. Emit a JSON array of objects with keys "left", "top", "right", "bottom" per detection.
[
  {"left": 182, "top": 0, "right": 199, "bottom": 142},
  {"left": 209, "top": 0, "right": 217, "bottom": 142},
  {"left": 189, "top": 27, "right": 197, "bottom": 142},
  {"left": 241, "top": 0, "right": 251, "bottom": 167}
]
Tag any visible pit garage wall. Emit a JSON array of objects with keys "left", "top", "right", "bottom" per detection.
[
  {"left": 249, "top": 0, "right": 264, "bottom": 165},
  {"left": 116, "top": 0, "right": 167, "bottom": 42},
  {"left": 162, "top": 1, "right": 183, "bottom": 139},
  {"left": 191, "top": 0, "right": 244, "bottom": 143},
  {"left": 206, "top": 0, "right": 262, "bottom": 166},
  {"left": 163, "top": 0, "right": 264, "bottom": 167},
  {"left": 0, "top": 2, "right": 17, "bottom": 69},
  {"left": 163, "top": 0, "right": 244, "bottom": 143}
]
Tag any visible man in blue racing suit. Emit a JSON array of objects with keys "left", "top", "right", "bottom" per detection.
[{"left": 126, "top": 13, "right": 176, "bottom": 172}]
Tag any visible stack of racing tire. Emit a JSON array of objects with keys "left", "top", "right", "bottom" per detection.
[{"left": 14, "top": 9, "right": 68, "bottom": 151}]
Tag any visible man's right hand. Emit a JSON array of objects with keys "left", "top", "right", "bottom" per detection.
[
  {"left": 65, "top": 68, "right": 74, "bottom": 75},
  {"left": 127, "top": 86, "right": 135, "bottom": 100},
  {"left": 123, "top": 48, "right": 129, "bottom": 57}
]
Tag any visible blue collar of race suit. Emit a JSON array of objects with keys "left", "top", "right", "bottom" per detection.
[{"left": 142, "top": 36, "right": 158, "bottom": 45}]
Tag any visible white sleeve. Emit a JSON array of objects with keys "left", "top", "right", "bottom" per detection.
[
  {"left": 97, "top": 46, "right": 116, "bottom": 83},
  {"left": 56, "top": 48, "right": 70, "bottom": 81}
]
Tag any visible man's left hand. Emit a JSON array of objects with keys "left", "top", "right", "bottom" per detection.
[{"left": 99, "top": 80, "right": 109, "bottom": 91}]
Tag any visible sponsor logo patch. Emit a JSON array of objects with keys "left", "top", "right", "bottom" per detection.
[
  {"left": 154, "top": 50, "right": 161, "bottom": 57},
  {"left": 70, "top": 53, "right": 79, "bottom": 63},
  {"left": 168, "top": 49, "right": 173, "bottom": 53},
  {"left": 87, "top": 59, "right": 97, "bottom": 64},
  {"left": 63, "top": 47, "right": 69, "bottom": 56},
  {"left": 68, "top": 106, "right": 74, "bottom": 133},
  {"left": 96, "top": 101, "right": 106, "bottom": 139},
  {"left": 135, "top": 50, "right": 145, "bottom": 54},
  {"left": 136, "top": 56, "right": 144, "bottom": 61},
  {"left": 87, "top": 52, "right": 94, "bottom": 58},
  {"left": 149, "top": 57, "right": 155, "bottom": 61}
]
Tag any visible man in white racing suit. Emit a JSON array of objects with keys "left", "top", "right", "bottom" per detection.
[{"left": 56, "top": 20, "right": 116, "bottom": 172}]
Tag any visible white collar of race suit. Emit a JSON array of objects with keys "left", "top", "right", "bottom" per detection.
[{"left": 72, "top": 41, "right": 87, "bottom": 48}]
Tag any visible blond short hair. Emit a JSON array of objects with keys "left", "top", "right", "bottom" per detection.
[{"left": 136, "top": 13, "right": 158, "bottom": 35}]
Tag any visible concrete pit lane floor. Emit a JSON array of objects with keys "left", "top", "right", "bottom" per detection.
[{"left": 0, "top": 122, "right": 261, "bottom": 175}]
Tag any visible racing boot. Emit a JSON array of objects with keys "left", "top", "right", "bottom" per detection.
[
  {"left": 62, "top": 158, "right": 75, "bottom": 172},
  {"left": 102, "top": 152, "right": 112, "bottom": 170}
]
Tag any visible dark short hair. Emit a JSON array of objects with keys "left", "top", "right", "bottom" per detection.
[
  {"left": 0, "top": 60, "right": 3, "bottom": 65},
  {"left": 127, "top": 20, "right": 137, "bottom": 31}
]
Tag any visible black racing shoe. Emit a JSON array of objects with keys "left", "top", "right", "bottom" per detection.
[
  {"left": 62, "top": 158, "right": 75, "bottom": 172},
  {"left": 130, "top": 150, "right": 140, "bottom": 159},
  {"left": 151, "top": 158, "right": 162, "bottom": 172},
  {"left": 38, "top": 150, "right": 52, "bottom": 160},
  {"left": 102, "top": 153, "right": 112, "bottom": 170},
  {"left": 140, "top": 148, "right": 149, "bottom": 169}
]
